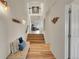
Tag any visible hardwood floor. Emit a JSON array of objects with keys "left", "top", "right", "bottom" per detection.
[
  {"left": 26, "top": 34, "right": 56, "bottom": 59},
  {"left": 27, "top": 34, "right": 45, "bottom": 43},
  {"left": 27, "top": 44, "right": 56, "bottom": 59}
]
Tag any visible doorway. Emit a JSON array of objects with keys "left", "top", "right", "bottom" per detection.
[
  {"left": 65, "top": 4, "right": 79, "bottom": 59},
  {"left": 30, "top": 16, "right": 44, "bottom": 34}
]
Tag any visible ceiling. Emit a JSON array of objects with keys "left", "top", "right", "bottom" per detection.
[
  {"left": 72, "top": 0, "right": 79, "bottom": 4},
  {"left": 66, "top": 0, "right": 74, "bottom": 4},
  {"left": 26, "top": 0, "right": 45, "bottom": 3},
  {"left": 6, "top": 0, "right": 75, "bottom": 20}
]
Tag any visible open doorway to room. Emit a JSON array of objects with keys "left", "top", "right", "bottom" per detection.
[
  {"left": 30, "top": 16, "right": 43, "bottom": 34},
  {"left": 27, "top": 2, "right": 44, "bottom": 34}
]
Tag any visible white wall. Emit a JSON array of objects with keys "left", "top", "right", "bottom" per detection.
[
  {"left": 0, "top": 14, "right": 9, "bottom": 59},
  {"left": 44, "top": 0, "right": 65, "bottom": 59},
  {"left": 0, "top": 0, "right": 28, "bottom": 58},
  {"left": 7, "top": 0, "right": 27, "bottom": 42}
]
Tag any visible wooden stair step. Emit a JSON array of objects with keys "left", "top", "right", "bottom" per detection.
[
  {"left": 27, "top": 44, "right": 56, "bottom": 59},
  {"left": 27, "top": 34, "right": 45, "bottom": 43},
  {"left": 26, "top": 34, "right": 56, "bottom": 59}
]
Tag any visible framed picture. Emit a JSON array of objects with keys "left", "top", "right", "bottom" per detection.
[
  {"left": 52, "top": 17, "right": 59, "bottom": 24},
  {"left": 32, "top": 6, "right": 40, "bottom": 14},
  {"left": 29, "top": 5, "right": 41, "bottom": 14}
]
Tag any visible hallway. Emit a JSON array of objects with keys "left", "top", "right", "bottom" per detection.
[
  {"left": 26, "top": 34, "right": 56, "bottom": 59},
  {"left": 0, "top": 0, "right": 66, "bottom": 59}
]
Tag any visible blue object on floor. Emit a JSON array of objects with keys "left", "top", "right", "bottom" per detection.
[{"left": 18, "top": 37, "right": 26, "bottom": 51}]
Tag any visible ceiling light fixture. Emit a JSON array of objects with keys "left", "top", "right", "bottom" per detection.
[
  {"left": 0, "top": 0, "right": 9, "bottom": 13},
  {"left": 0, "top": 0, "right": 7, "bottom": 7}
]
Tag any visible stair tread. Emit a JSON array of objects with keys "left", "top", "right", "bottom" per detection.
[
  {"left": 27, "top": 44, "right": 56, "bottom": 59},
  {"left": 27, "top": 34, "right": 45, "bottom": 43}
]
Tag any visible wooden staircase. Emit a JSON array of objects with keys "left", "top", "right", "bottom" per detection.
[
  {"left": 27, "top": 34, "right": 45, "bottom": 43},
  {"left": 26, "top": 34, "right": 56, "bottom": 59},
  {"left": 27, "top": 44, "right": 56, "bottom": 59}
]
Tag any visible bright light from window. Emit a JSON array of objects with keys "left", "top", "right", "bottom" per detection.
[{"left": 35, "top": 30, "right": 40, "bottom": 34}]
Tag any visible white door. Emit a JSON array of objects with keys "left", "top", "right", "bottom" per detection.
[
  {"left": 71, "top": 4, "right": 79, "bottom": 59},
  {"left": 65, "top": 4, "right": 79, "bottom": 59}
]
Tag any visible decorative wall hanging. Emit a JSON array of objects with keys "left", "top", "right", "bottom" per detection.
[
  {"left": 52, "top": 17, "right": 59, "bottom": 24},
  {"left": 29, "top": 6, "right": 41, "bottom": 14},
  {"left": 32, "top": 6, "right": 40, "bottom": 13},
  {"left": 12, "top": 18, "right": 21, "bottom": 24},
  {"left": 12, "top": 18, "right": 26, "bottom": 25}
]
